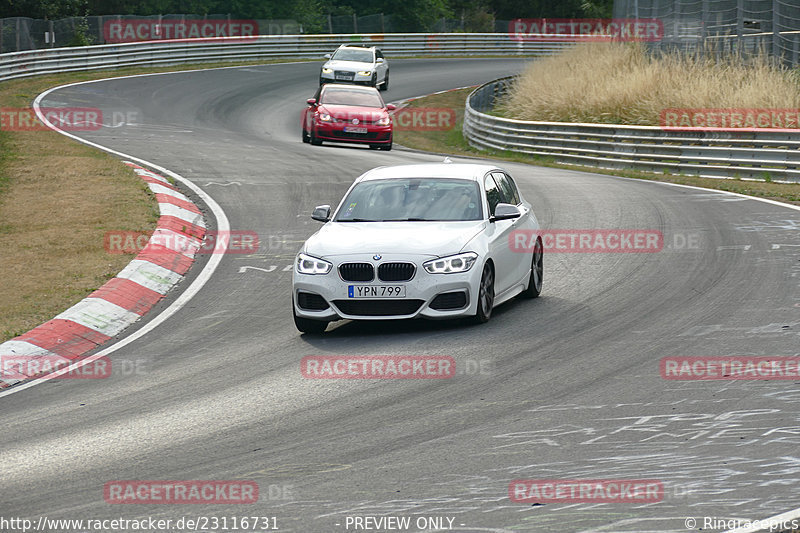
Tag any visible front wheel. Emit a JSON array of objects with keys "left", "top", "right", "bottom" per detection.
[
  {"left": 293, "top": 304, "right": 328, "bottom": 334},
  {"left": 379, "top": 71, "right": 389, "bottom": 91},
  {"left": 310, "top": 128, "right": 322, "bottom": 146},
  {"left": 302, "top": 128, "right": 310, "bottom": 143},
  {"left": 474, "top": 262, "right": 495, "bottom": 323},
  {"left": 521, "top": 237, "right": 543, "bottom": 298},
  {"left": 378, "top": 136, "right": 392, "bottom": 151}
]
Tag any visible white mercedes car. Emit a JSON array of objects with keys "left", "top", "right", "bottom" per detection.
[
  {"left": 319, "top": 44, "right": 389, "bottom": 90},
  {"left": 291, "top": 162, "right": 543, "bottom": 334}
]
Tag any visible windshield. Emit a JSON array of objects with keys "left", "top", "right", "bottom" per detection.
[
  {"left": 320, "top": 87, "right": 384, "bottom": 108},
  {"left": 331, "top": 48, "right": 374, "bottom": 63},
  {"left": 334, "top": 178, "right": 483, "bottom": 222}
]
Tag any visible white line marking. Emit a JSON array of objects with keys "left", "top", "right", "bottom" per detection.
[
  {"left": 649, "top": 180, "right": 800, "bottom": 213},
  {"left": 239, "top": 265, "right": 277, "bottom": 273},
  {"left": 0, "top": 73, "right": 232, "bottom": 398},
  {"left": 716, "top": 245, "right": 752, "bottom": 251},
  {"left": 205, "top": 181, "right": 242, "bottom": 186}
]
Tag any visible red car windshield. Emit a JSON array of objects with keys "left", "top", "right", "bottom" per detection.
[{"left": 321, "top": 88, "right": 384, "bottom": 108}]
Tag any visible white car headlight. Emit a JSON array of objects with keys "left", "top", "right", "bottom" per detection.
[
  {"left": 318, "top": 112, "right": 331, "bottom": 122},
  {"left": 423, "top": 252, "right": 478, "bottom": 274},
  {"left": 297, "top": 253, "right": 332, "bottom": 275},
  {"left": 321, "top": 67, "right": 333, "bottom": 74},
  {"left": 375, "top": 116, "right": 390, "bottom": 126},
  {"left": 358, "top": 70, "right": 372, "bottom": 76}
]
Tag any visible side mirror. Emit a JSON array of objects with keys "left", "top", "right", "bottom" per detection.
[
  {"left": 376, "top": 58, "right": 384, "bottom": 63},
  {"left": 491, "top": 203, "right": 521, "bottom": 222},
  {"left": 312, "top": 205, "right": 331, "bottom": 222},
  {"left": 324, "top": 53, "right": 331, "bottom": 59},
  {"left": 386, "top": 104, "right": 396, "bottom": 111},
  {"left": 306, "top": 98, "right": 316, "bottom": 106}
]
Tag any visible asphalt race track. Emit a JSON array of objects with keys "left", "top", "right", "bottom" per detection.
[{"left": 2, "top": 58, "right": 800, "bottom": 532}]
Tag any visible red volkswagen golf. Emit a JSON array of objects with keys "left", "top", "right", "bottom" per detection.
[{"left": 302, "top": 83, "right": 395, "bottom": 151}]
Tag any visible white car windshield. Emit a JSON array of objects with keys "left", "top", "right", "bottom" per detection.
[
  {"left": 332, "top": 49, "right": 374, "bottom": 63},
  {"left": 321, "top": 87, "right": 384, "bottom": 108},
  {"left": 335, "top": 178, "right": 483, "bottom": 222}
]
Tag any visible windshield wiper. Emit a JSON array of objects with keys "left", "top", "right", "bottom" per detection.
[
  {"left": 382, "top": 218, "right": 442, "bottom": 221},
  {"left": 338, "top": 218, "right": 379, "bottom": 222}
]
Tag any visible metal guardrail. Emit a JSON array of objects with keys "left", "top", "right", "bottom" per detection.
[
  {"left": 464, "top": 77, "right": 800, "bottom": 183},
  {"left": 0, "top": 33, "right": 573, "bottom": 83}
]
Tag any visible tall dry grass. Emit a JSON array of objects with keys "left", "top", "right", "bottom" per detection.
[{"left": 498, "top": 43, "right": 800, "bottom": 125}]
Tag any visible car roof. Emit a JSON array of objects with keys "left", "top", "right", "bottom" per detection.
[
  {"left": 321, "top": 83, "right": 381, "bottom": 95},
  {"left": 337, "top": 44, "right": 376, "bottom": 50},
  {"left": 357, "top": 163, "right": 503, "bottom": 183}
]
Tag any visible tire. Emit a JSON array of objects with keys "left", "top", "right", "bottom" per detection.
[
  {"left": 474, "top": 262, "right": 495, "bottom": 323},
  {"left": 371, "top": 73, "right": 378, "bottom": 88},
  {"left": 379, "top": 135, "right": 392, "bottom": 151},
  {"left": 293, "top": 303, "right": 328, "bottom": 334},
  {"left": 310, "top": 128, "right": 322, "bottom": 146},
  {"left": 521, "top": 237, "right": 543, "bottom": 298},
  {"left": 302, "top": 128, "right": 310, "bottom": 143},
  {"left": 379, "top": 71, "right": 389, "bottom": 91}
]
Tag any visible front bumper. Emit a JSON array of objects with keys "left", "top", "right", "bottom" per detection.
[
  {"left": 320, "top": 71, "right": 374, "bottom": 85},
  {"left": 313, "top": 121, "right": 392, "bottom": 144},
  {"left": 293, "top": 253, "right": 482, "bottom": 321}
]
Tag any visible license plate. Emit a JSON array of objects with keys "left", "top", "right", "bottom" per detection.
[
  {"left": 344, "top": 126, "right": 368, "bottom": 134},
  {"left": 348, "top": 285, "right": 406, "bottom": 298},
  {"left": 335, "top": 74, "right": 353, "bottom": 80}
]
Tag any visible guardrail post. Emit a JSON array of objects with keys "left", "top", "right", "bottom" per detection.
[
  {"left": 15, "top": 17, "right": 20, "bottom": 52},
  {"left": 772, "top": 0, "right": 780, "bottom": 63},
  {"left": 794, "top": 34, "right": 799, "bottom": 68},
  {"left": 736, "top": 0, "right": 743, "bottom": 54}
]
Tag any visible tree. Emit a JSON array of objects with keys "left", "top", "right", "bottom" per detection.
[
  {"left": 1, "top": 0, "right": 87, "bottom": 18},
  {"left": 392, "top": 0, "right": 451, "bottom": 31}
]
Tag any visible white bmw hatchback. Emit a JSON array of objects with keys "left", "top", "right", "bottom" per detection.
[{"left": 292, "top": 162, "right": 543, "bottom": 333}]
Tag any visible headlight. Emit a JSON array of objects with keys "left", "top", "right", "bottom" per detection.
[
  {"left": 375, "top": 116, "right": 390, "bottom": 126},
  {"left": 296, "top": 253, "right": 332, "bottom": 275},
  {"left": 321, "top": 67, "right": 333, "bottom": 74},
  {"left": 318, "top": 112, "right": 331, "bottom": 122},
  {"left": 358, "top": 70, "right": 372, "bottom": 76},
  {"left": 423, "top": 252, "right": 478, "bottom": 274}
]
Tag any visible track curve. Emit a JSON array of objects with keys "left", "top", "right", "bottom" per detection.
[{"left": 2, "top": 58, "right": 800, "bottom": 532}]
